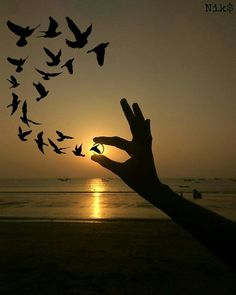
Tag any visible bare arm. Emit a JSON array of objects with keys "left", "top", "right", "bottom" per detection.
[{"left": 91, "top": 98, "right": 236, "bottom": 269}]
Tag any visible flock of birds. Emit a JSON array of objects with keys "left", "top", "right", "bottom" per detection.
[{"left": 6, "top": 16, "right": 108, "bottom": 156}]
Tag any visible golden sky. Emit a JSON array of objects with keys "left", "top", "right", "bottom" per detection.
[{"left": 0, "top": 0, "right": 236, "bottom": 178}]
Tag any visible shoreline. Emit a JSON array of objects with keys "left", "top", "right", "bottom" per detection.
[{"left": 1, "top": 220, "right": 236, "bottom": 294}]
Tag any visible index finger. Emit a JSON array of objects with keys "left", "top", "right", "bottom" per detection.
[{"left": 120, "top": 98, "right": 136, "bottom": 132}]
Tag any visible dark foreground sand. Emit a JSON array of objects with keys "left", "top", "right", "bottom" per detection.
[{"left": 0, "top": 220, "right": 235, "bottom": 295}]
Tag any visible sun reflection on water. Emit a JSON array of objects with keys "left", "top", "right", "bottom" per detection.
[{"left": 89, "top": 178, "right": 106, "bottom": 219}]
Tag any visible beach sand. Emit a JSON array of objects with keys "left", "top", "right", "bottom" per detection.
[{"left": 0, "top": 220, "right": 235, "bottom": 294}]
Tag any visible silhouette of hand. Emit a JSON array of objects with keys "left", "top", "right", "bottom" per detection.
[{"left": 91, "top": 98, "right": 162, "bottom": 197}]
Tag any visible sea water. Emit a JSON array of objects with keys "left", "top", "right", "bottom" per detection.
[{"left": 0, "top": 178, "right": 236, "bottom": 221}]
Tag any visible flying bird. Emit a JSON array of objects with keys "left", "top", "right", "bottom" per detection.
[
  {"left": 90, "top": 143, "right": 104, "bottom": 154},
  {"left": 38, "top": 16, "right": 61, "bottom": 38},
  {"left": 7, "top": 20, "right": 40, "bottom": 47},
  {"left": 33, "top": 82, "right": 49, "bottom": 101},
  {"left": 44, "top": 47, "right": 61, "bottom": 66},
  {"left": 35, "top": 131, "right": 48, "bottom": 154},
  {"left": 61, "top": 58, "right": 74, "bottom": 74},
  {"left": 56, "top": 131, "right": 74, "bottom": 141},
  {"left": 18, "top": 126, "right": 32, "bottom": 141},
  {"left": 20, "top": 100, "right": 41, "bottom": 127},
  {"left": 65, "top": 17, "right": 92, "bottom": 49},
  {"left": 73, "top": 144, "right": 85, "bottom": 157},
  {"left": 35, "top": 68, "right": 62, "bottom": 80},
  {"left": 7, "top": 56, "right": 28, "bottom": 72},
  {"left": 7, "top": 75, "right": 20, "bottom": 88},
  {"left": 48, "top": 138, "right": 68, "bottom": 154},
  {"left": 7, "top": 93, "right": 21, "bottom": 115},
  {"left": 87, "top": 42, "right": 109, "bottom": 66}
]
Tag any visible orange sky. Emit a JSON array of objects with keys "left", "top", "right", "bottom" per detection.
[{"left": 0, "top": 0, "right": 236, "bottom": 178}]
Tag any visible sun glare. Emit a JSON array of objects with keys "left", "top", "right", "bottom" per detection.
[{"left": 89, "top": 178, "right": 106, "bottom": 219}]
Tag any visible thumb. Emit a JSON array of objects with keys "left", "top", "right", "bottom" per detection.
[{"left": 91, "top": 155, "right": 121, "bottom": 175}]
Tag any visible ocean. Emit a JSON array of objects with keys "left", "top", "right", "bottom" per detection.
[{"left": 0, "top": 178, "right": 236, "bottom": 221}]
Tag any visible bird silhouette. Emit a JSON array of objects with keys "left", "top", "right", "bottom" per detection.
[
  {"left": 35, "top": 68, "right": 62, "bottom": 80},
  {"left": 38, "top": 16, "right": 61, "bottom": 38},
  {"left": 73, "top": 144, "right": 85, "bottom": 157},
  {"left": 7, "top": 21, "right": 40, "bottom": 47},
  {"left": 44, "top": 47, "right": 61, "bottom": 66},
  {"left": 18, "top": 126, "right": 32, "bottom": 141},
  {"left": 20, "top": 100, "right": 41, "bottom": 127},
  {"left": 61, "top": 58, "right": 74, "bottom": 74},
  {"left": 33, "top": 82, "right": 49, "bottom": 101},
  {"left": 48, "top": 138, "right": 68, "bottom": 154},
  {"left": 7, "top": 56, "right": 28, "bottom": 72},
  {"left": 7, "top": 75, "right": 20, "bottom": 88},
  {"left": 65, "top": 17, "right": 92, "bottom": 49},
  {"left": 35, "top": 131, "right": 48, "bottom": 154},
  {"left": 56, "top": 131, "right": 74, "bottom": 141},
  {"left": 90, "top": 143, "right": 104, "bottom": 154},
  {"left": 87, "top": 43, "right": 109, "bottom": 66},
  {"left": 7, "top": 93, "right": 21, "bottom": 115}
]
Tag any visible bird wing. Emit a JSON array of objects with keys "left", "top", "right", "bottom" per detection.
[
  {"left": 96, "top": 49, "right": 105, "bottom": 66},
  {"left": 44, "top": 47, "right": 55, "bottom": 59},
  {"left": 35, "top": 68, "right": 46, "bottom": 75},
  {"left": 56, "top": 130, "right": 63, "bottom": 137},
  {"left": 35, "top": 82, "right": 46, "bottom": 94},
  {"left": 78, "top": 144, "right": 82, "bottom": 153},
  {"left": 11, "top": 75, "right": 17, "bottom": 83},
  {"left": 18, "top": 126, "right": 22, "bottom": 134},
  {"left": 23, "top": 130, "right": 32, "bottom": 137},
  {"left": 48, "top": 72, "right": 62, "bottom": 77},
  {"left": 48, "top": 16, "right": 59, "bottom": 31},
  {"left": 22, "top": 100, "right": 27, "bottom": 116},
  {"left": 48, "top": 138, "right": 58, "bottom": 149},
  {"left": 66, "top": 17, "right": 81, "bottom": 37},
  {"left": 12, "top": 93, "right": 19, "bottom": 102},
  {"left": 84, "top": 24, "right": 92, "bottom": 38},
  {"left": 7, "top": 57, "right": 19, "bottom": 65},
  {"left": 37, "top": 131, "right": 43, "bottom": 141},
  {"left": 56, "top": 49, "right": 62, "bottom": 59},
  {"left": 7, "top": 21, "right": 25, "bottom": 35},
  {"left": 22, "top": 56, "right": 28, "bottom": 63}
]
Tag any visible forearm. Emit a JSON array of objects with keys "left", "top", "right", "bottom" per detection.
[{"left": 142, "top": 182, "right": 236, "bottom": 269}]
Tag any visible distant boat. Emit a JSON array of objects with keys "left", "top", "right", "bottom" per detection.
[
  {"left": 184, "top": 178, "right": 194, "bottom": 182},
  {"left": 58, "top": 178, "right": 71, "bottom": 182}
]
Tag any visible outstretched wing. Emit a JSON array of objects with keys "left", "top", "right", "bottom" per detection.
[
  {"left": 56, "top": 130, "right": 63, "bottom": 137},
  {"left": 18, "top": 126, "right": 22, "bottom": 134},
  {"left": 44, "top": 47, "right": 55, "bottom": 59},
  {"left": 66, "top": 17, "right": 81, "bottom": 37},
  {"left": 48, "top": 138, "right": 58, "bottom": 149},
  {"left": 84, "top": 24, "right": 92, "bottom": 38},
  {"left": 37, "top": 131, "right": 44, "bottom": 141},
  {"left": 11, "top": 75, "right": 17, "bottom": 83},
  {"left": 7, "top": 21, "right": 25, "bottom": 36},
  {"left": 7, "top": 57, "right": 19, "bottom": 65},
  {"left": 22, "top": 130, "right": 32, "bottom": 137},
  {"left": 48, "top": 16, "right": 59, "bottom": 31},
  {"left": 34, "top": 82, "right": 45, "bottom": 94},
  {"left": 22, "top": 100, "right": 27, "bottom": 116},
  {"left": 35, "top": 68, "right": 46, "bottom": 75}
]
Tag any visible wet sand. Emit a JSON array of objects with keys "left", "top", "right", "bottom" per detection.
[{"left": 0, "top": 220, "right": 235, "bottom": 294}]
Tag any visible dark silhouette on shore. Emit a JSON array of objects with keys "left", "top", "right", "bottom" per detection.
[
  {"left": 44, "top": 47, "right": 61, "bottom": 66},
  {"left": 56, "top": 130, "right": 74, "bottom": 141},
  {"left": 7, "top": 75, "right": 20, "bottom": 88},
  {"left": 33, "top": 82, "right": 49, "bottom": 101},
  {"left": 61, "top": 58, "right": 74, "bottom": 74},
  {"left": 7, "top": 21, "right": 40, "bottom": 47},
  {"left": 18, "top": 126, "right": 32, "bottom": 141},
  {"left": 73, "top": 144, "right": 85, "bottom": 157},
  {"left": 7, "top": 56, "right": 28, "bottom": 72},
  {"left": 20, "top": 100, "right": 41, "bottom": 127},
  {"left": 38, "top": 16, "right": 61, "bottom": 38},
  {"left": 35, "top": 131, "right": 48, "bottom": 154},
  {"left": 92, "top": 98, "right": 236, "bottom": 269},
  {"left": 90, "top": 143, "right": 104, "bottom": 154},
  {"left": 193, "top": 189, "right": 202, "bottom": 199},
  {"left": 65, "top": 17, "right": 92, "bottom": 48},
  {"left": 48, "top": 138, "right": 68, "bottom": 154},
  {"left": 35, "top": 68, "right": 62, "bottom": 80},
  {"left": 7, "top": 93, "right": 21, "bottom": 115},
  {"left": 87, "top": 42, "right": 109, "bottom": 66}
]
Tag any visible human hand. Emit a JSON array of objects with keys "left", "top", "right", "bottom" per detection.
[{"left": 91, "top": 98, "right": 162, "bottom": 198}]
